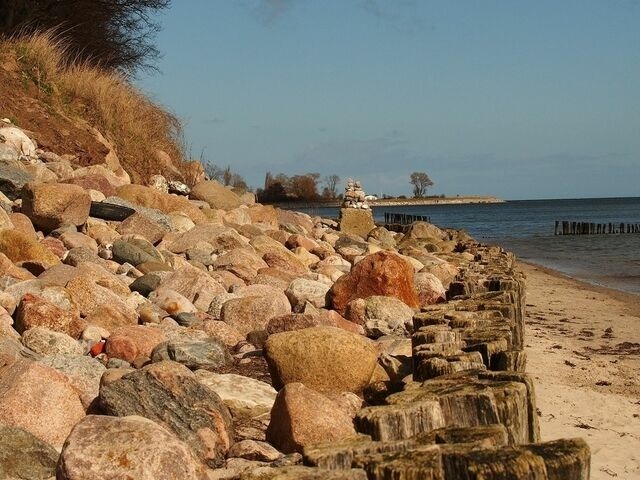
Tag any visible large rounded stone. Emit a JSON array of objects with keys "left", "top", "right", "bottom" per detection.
[
  {"left": 57, "top": 415, "right": 207, "bottom": 480},
  {"left": 220, "top": 294, "right": 291, "bottom": 337},
  {"left": 190, "top": 180, "right": 242, "bottom": 210},
  {"left": 97, "top": 361, "right": 233, "bottom": 467},
  {"left": 266, "top": 383, "right": 357, "bottom": 453},
  {"left": 38, "top": 354, "right": 106, "bottom": 408},
  {"left": 0, "top": 355, "right": 85, "bottom": 448},
  {"left": 264, "top": 326, "right": 378, "bottom": 393},
  {"left": 327, "top": 251, "right": 420, "bottom": 315},
  {"left": 22, "top": 326, "right": 84, "bottom": 356},
  {"left": 21, "top": 182, "right": 91, "bottom": 231}
]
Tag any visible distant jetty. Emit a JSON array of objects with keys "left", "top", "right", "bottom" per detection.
[{"left": 273, "top": 195, "right": 505, "bottom": 209}]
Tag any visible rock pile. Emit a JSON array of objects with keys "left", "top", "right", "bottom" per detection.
[{"left": 0, "top": 123, "right": 589, "bottom": 479}]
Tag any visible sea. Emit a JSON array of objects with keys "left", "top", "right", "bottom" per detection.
[{"left": 293, "top": 197, "right": 640, "bottom": 296}]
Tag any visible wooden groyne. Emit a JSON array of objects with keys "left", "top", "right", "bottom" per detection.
[
  {"left": 383, "top": 212, "right": 431, "bottom": 232},
  {"left": 555, "top": 221, "right": 640, "bottom": 235}
]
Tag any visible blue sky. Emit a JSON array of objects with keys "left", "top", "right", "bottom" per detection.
[{"left": 137, "top": 0, "right": 640, "bottom": 200}]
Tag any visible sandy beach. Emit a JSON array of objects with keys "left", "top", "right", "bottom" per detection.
[{"left": 522, "top": 262, "right": 640, "bottom": 479}]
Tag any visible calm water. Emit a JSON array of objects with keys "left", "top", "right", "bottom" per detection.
[{"left": 295, "top": 197, "right": 640, "bottom": 295}]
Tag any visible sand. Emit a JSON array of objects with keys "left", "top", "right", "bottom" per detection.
[{"left": 521, "top": 262, "right": 640, "bottom": 479}]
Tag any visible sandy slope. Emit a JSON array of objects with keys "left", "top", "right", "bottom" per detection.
[{"left": 521, "top": 262, "right": 640, "bottom": 479}]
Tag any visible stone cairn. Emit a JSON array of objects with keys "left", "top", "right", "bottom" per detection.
[
  {"left": 339, "top": 179, "right": 375, "bottom": 238},
  {"left": 342, "top": 179, "right": 370, "bottom": 210}
]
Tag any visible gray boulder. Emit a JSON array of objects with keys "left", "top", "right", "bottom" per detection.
[
  {"left": 151, "top": 338, "right": 233, "bottom": 371},
  {"left": 97, "top": 361, "right": 233, "bottom": 467},
  {"left": 0, "top": 425, "right": 58, "bottom": 480}
]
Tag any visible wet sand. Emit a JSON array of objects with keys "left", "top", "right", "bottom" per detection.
[{"left": 521, "top": 262, "right": 640, "bottom": 479}]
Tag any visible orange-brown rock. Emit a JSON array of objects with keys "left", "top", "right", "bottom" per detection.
[
  {"left": 105, "top": 325, "right": 167, "bottom": 363},
  {"left": 8, "top": 213, "right": 36, "bottom": 238},
  {"left": 64, "top": 174, "right": 117, "bottom": 197},
  {"left": 190, "top": 180, "right": 242, "bottom": 211},
  {"left": 0, "top": 355, "right": 85, "bottom": 448},
  {"left": 116, "top": 211, "right": 169, "bottom": 244},
  {"left": 21, "top": 182, "right": 91, "bottom": 231},
  {"left": 14, "top": 293, "right": 85, "bottom": 338},
  {"left": 266, "top": 383, "right": 357, "bottom": 453},
  {"left": 264, "top": 326, "right": 378, "bottom": 393},
  {"left": 327, "top": 251, "right": 419, "bottom": 315},
  {"left": 0, "top": 229, "right": 59, "bottom": 267}
]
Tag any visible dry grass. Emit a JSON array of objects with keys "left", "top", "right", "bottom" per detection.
[{"left": 4, "top": 30, "right": 188, "bottom": 184}]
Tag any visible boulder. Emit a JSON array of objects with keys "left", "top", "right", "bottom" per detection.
[
  {"left": 167, "top": 224, "right": 248, "bottom": 254},
  {"left": 116, "top": 211, "right": 169, "bottom": 244},
  {"left": 214, "top": 247, "right": 268, "bottom": 281},
  {"left": 38, "top": 354, "right": 106, "bottom": 408},
  {"left": 0, "top": 425, "right": 59, "bottom": 480},
  {"left": 195, "top": 371, "right": 277, "bottom": 418},
  {"left": 97, "top": 361, "right": 233, "bottom": 467},
  {"left": 264, "top": 326, "right": 378, "bottom": 393},
  {"left": 0, "top": 161, "right": 33, "bottom": 200},
  {"left": 414, "top": 271, "right": 447, "bottom": 307},
  {"left": 22, "top": 326, "right": 84, "bottom": 356},
  {"left": 265, "top": 313, "right": 332, "bottom": 335},
  {"left": 0, "top": 229, "right": 60, "bottom": 267},
  {"left": 116, "top": 184, "right": 207, "bottom": 223},
  {"left": 247, "top": 204, "right": 279, "bottom": 228},
  {"left": 65, "top": 276, "right": 138, "bottom": 329},
  {"left": 59, "top": 231, "right": 99, "bottom": 253},
  {"left": 190, "top": 180, "right": 243, "bottom": 210},
  {"left": 105, "top": 325, "right": 167, "bottom": 363},
  {"left": 21, "top": 182, "right": 91, "bottom": 231},
  {"left": 285, "top": 278, "right": 330, "bottom": 312},
  {"left": 339, "top": 208, "right": 375, "bottom": 238},
  {"left": 112, "top": 237, "right": 163, "bottom": 266},
  {"left": 228, "top": 439, "right": 283, "bottom": 462},
  {"left": 0, "top": 355, "right": 84, "bottom": 448},
  {"left": 64, "top": 174, "right": 118, "bottom": 196},
  {"left": 151, "top": 338, "right": 233, "bottom": 371},
  {"left": 158, "top": 265, "right": 226, "bottom": 311},
  {"left": 266, "top": 383, "right": 357, "bottom": 453},
  {"left": 220, "top": 294, "right": 291, "bottom": 337},
  {"left": 57, "top": 415, "right": 207, "bottom": 480},
  {"left": 0, "top": 126, "right": 37, "bottom": 157},
  {"left": 327, "top": 251, "right": 419, "bottom": 315},
  {"left": 15, "top": 293, "right": 85, "bottom": 338}
]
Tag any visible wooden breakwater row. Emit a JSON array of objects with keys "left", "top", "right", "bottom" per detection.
[
  {"left": 382, "top": 212, "right": 431, "bottom": 233},
  {"left": 555, "top": 221, "right": 640, "bottom": 235},
  {"left": 301, "top": 242, "right": 590, "bottom": 480}
]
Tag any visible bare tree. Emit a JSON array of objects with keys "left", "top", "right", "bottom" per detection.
[
  {"left": 323, "top": 174, "right": 340, "bottom": 199},
  {"left": 409, "top": 172, "right": 434, "bottom": 198}
]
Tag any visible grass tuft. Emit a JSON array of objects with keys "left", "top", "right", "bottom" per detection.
[{"left": 3, "top": 30, "right": 187, "bottom": 184}]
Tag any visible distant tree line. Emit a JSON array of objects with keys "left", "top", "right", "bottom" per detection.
[
  {"left": 257, "top": 172, "right": 341, "bottom": 203},
  {"left": 0, "top": 0, "right": 171, "bottom": 74}
]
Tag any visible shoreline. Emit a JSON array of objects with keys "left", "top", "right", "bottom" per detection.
[{"left": 520, "top": 260, "right": 640, "bottom": 479}]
